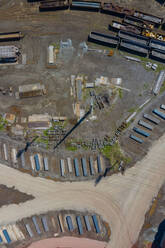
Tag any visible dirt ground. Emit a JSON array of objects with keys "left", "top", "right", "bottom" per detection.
[{"left": 0, "top": 184, "right": 34, "bottom": 207}]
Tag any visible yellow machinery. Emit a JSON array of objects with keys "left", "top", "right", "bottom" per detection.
[{"left": 142, "top": 29, "right": 165, "bottom": 41}]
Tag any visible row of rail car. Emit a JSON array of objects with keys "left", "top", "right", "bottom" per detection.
[
  {"left": 88, "top": 30, "right": 165, "bottom": 62},
  {"left": 36, "top": 0, "right": 163, "bottom": 28},
  {"left": 27, "top": 0, "right": 165, "bottom": 61},
  {"left": 0, "top": 210, "right": 109, "bottom": 245},
  {"left": 130, "top": 104, "right": 165, "bottom": 144},
  {"left": 0, "top": 142, "right": 105, "bottom": 181}
]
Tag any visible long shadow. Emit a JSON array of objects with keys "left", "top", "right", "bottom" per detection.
[{"left": 152, "top": 219, "right": 165, "bottom": 248}]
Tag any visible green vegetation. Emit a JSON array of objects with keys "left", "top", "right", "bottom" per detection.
[
  {"left": 160, "top": 81, "right": 165, "bottom": 94},
  {"left": 100, "top": 142, "right": 131, "bottom": 169},
  {"left": 118, "top": 88, "right": 123, "bottom": 99},
  {"left": 0, "top": 116, "right": 7, "bottom": 131},
  {"left": 65, "top": 144, "right": 78, "bottom": 151},
  {"left": 128, "top": 107, "right": 137, "bottom": 113},
  {"left": 36, "top": 136, "right": 49, "bottom": 149}
]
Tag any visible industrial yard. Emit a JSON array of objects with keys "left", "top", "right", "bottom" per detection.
[{"left": 0, "top": 0, "right": 164, "bottom": 248}]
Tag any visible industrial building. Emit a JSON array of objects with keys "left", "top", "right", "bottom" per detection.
[{"left": 17, "top": 83, "right": 46, "bottom": 99}]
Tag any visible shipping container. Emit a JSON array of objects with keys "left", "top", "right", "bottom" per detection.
[
  {"left": 88, "top": 31, "right": 119, "bottom": 48},
  {"left": 3, "top": 143, "right": 8, "bottom": 161},
  {"left": 67, "top": 157, "right": 72, "bottom": 173},
  {"left": 20, "top": 152, "right": 25, "bottom": 168},
  {"left": 30, "top": 155, "right": 35, "bottom": 170},
  {"left": 7, "top": 225, "right": 17, "bottom": 242},
  {"left": 34, "top": 154, "right": 40, "bottom": 171},
  {"left": 130, "top": 134, "right": 143, "bottom": 144},
  {"left": 97, "top": 155, "right": 102, "bottom": 173},
  {"left": 43, "top": 157, "right": 49, "bottom": 171},
  {"left": 58, "top": 214, "right": 64, "bottom": 232},
  {"left": 25, "top": 224, "right": 33, "bottom": 238},
  {"left": 60, "top": 159, "right": 65, "bottom": 176},
  {"left": 74, "top": 158, "right": 80, "bottom": 177},
  {"left": 84, "top": 215, "right": 91, "bottom": 231},
  {"left": 11, "top": 148, "right": 17, "bottom": 164},
  {"left": 120, "top": 39, "right": 148, "bottom": 56},
  {"left": 3, "top": 229, "right": 11, "bottom": 243},
  {"left": 0, "top": 57, "right": 17, "bottom": 63},
  {"left": 133, "top": 127, "right": 150, "bottom": 137},
  {"left": 76, "top": 216, "right": 83, "bottom": 235},
  {"left": 92, "top": 215, "right": 100, "bottom": 233},
  {"left": 160, "top": 104, "right": 165, "bottom": 110},
  {"left": 41, "top": 216, "right": 49, "bottom": 232},
  {"left": 153, "top": 109, "right": 165, "bottom": 120},
  {"left": 81, "top": 157, "right": 87, "bottom": 176},
  {"left": 89, "top": 156, "right": 95, "bottom": 175},
  {"left": 138, "top": 120, "right": 153, "bottom": 130},
  {"left": 153, "top": 70, "right": 165, "bottom": 95},
  {"left": 71, "top": 1, "right": 100, "bottom": 11},
  {"left": 118, "top": 30, "right": 149, "bottom": 45},
  {"left": 32, "top": 216, "right": 41, "bottom": 235},
  {"left": 143, "top": 113, "right": 160, "bottom": 124},
  {"left": 66, "top": 216, "right": 74, "bottom": 231}
]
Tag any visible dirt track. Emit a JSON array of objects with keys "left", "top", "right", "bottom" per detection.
[{"left": 0, "top": 133, "right": 165, "bottom": 247}]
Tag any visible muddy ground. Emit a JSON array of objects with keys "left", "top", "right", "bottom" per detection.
[{"left": 0, "top": 184, "right": 34, "bottom": 207}]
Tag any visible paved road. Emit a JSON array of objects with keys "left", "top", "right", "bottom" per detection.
[{"left": 0, "top": 134, "right": 165, "bottom": 248}]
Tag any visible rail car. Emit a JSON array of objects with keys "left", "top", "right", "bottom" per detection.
[
  {"left": 150, "top": 49, "right": 165, "bottom": 62},
  {"left": 109, "top": 20, "right": 141, "bottom": 34},
  {"left": 88, "top": 31, "right": 119, "bottom": 47},
  {"left": 39, "top": 0, "right": 69, "bottom": 11},
  {"left": 119, "top": 39, "right": 149, "bottom": 56},
  {"left": 123, "top": 15, "right": 155, "bottom": 30},
  {"left": 118, "top": 30, "right": 149, "bottom": 46},
  {"left": 71, "top": 1, "right": 101, "bottom": 11},
  {"left": 133, "top": 11, "right": 163, "bottom": 26},
  {"left": 149, "top": 39, "right": 165, "bottom": 52},
  {"left": 0, "top": 32, "right": 24, "bottom": 42},
  {"left": 101, "top": 2, "right": 134, "bottom": 17}
]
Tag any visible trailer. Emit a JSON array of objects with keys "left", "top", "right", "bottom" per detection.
[
  {"left": 0, "top": 235, "right": 3, "bottom": 243},
  {"left": 133, "top": 11, "right": 163, "bottom": 25},
  {"left": 76, "top": 216, "right": 83, "bottom": 235},
  {"left": 2, "top": 229, "right": 11, "bottom": 243},
  {"left": 25, "top": 224, "right": 33, "bottom": 238},
  {"left": 39, "top": 0, "right": 69, "bottom": 11},
  {"left": 138, "top": 120, "right": 153, "bottom": 130},
  {"left": 67, "top": 157, "right": 72, "bottom": 173},
  {"left": 120, "top": 39, "right": 148, "bottom": 56},
  {"left": 149, "top": 39, "right": 165, "bottom": 52},
  {"left": 129, "top": 134, "right": 143, "bottom": 144},
  {"left": 60, "top": 159, "right": 65, "bottom": 177},
  {"left": 88, "top": 31, "right": 119, "bottom": 48},
  {"left": 43, "top": 157, "right": 49, "bottom": 171},
  {"left": 81, "top": 157, "right": 87, "bottom": 176},
  {"left": 92, "top": 215, "right": 100, "bottom": 233},
  {"left": 0, "top": 32, "right": 24, "bottom": 42},
  {"left": 84, "top": 215, "right": 91, "bottom": 231},
  {"left": 41, "top": 216, "right": 49, "bottom": 232},
  {"left": 97, "top": 155, "right": 102, "bottom": 173},
  {"left": 34, "top": 154, "right": 40, "bottom": 171},
  {"left": 118, "top": 30, "right": 149, "bottom": 46},
  {"left": 89, "top": 156, "right": 95, "bottom": 175},
  {"left": 153, "top": 70, "right": 165, "bottom": 95},
  {"left": 0, "top": 57, "right": 17, "bottom": 63},
  {"left": 133, "top": 127, "right": 150, "bottom": 137},
  {"left": 66, "top": 216, "right": 74, "bottom": 231},
  {"left": 153, "top": 109, "right": 165, "bottom": 120},
  {"left": 160, "top": 104, "right": 165, "bottom": 110},
  {"left": 11, "top": 148, "right": 17, "bottom": 164},
  {"left": 74, "top": 158, "right": 80, "bottom": 177},
  {"left": 102, "top": 2, "right": 134, "bottom": 17},
  {"left": 71, "top": 1, "right": 100, "bottom": 11},
  {"left": 143, "top": 113, "right": 160, "bottom": 124},
  {"left": 0, "top": 46, "right": 19, "bottom": 58}
]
